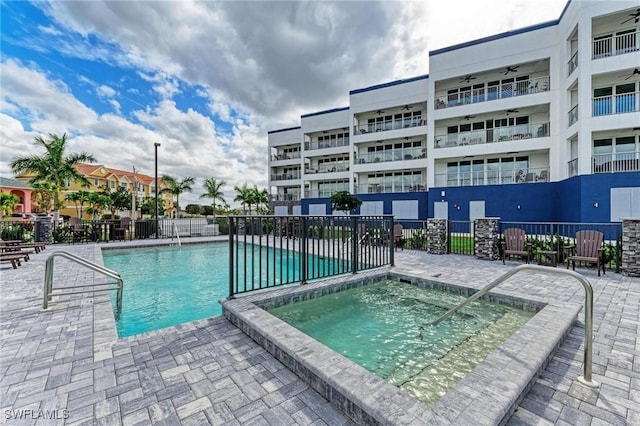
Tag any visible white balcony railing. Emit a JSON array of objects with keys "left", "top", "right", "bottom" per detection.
[
  {"left": 435, "top": 122, "right": 549, "bottom": 148},
  {"left": 354, "top": 117, "right": 424, "bottom": 135},
  {"left": 592, "top": 151, "right": 640, "bottom": 173},
  {"left": 271, "top": 152, "right": 301, "bottom": 161},
  {"left": 355, "top": 146, "right": 426, "bottom": 165},
  {"left": 272, "top": 193, "right": 300, "bottom": 201},
  {"left": 592, "top": 30, "right": 639, "bottom": 59},
  {"left": 271, "top": 171, "right": 301, "bottom": 181},
  {"left": 593, "top": 92, "right": 639, "bottom": 116},
  {"left": 305, "top": 162, "right": 350, "bottom": 174},
  {"left": 435, "top": 166, "right": 550, "bottom": 187},
  {"left": 568, "top": 105, "right": 579, "bottom": 126},
  {"left": 355, "top": 181, "right": 426, "bottom": 194},
  {"left": 568, "top": 158, "right": 579, "bottom": 177},
  {"left": 305, "top": 137, "right": 349, "bottom": 151},
  {"left": 434, "top": 75, "right": 550, "bottom": 110}
]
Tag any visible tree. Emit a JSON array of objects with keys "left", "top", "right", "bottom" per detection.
[
  {"left": 104, "top": 186, "right": 131, "bottom": 217},
  {"left": 66, "top": 190, "right": 90, "bottom": 218},
  {"left": 200, "top": 177, "right": 226, "bottom": 222},
  {"left": 330, "top": 191, "right": 362, "bottom": 214},
  {"left": 9, "top": 133, "right": 96, "bottom": 219},
  {"left": 86, "top": 192, "right": 111, "bottom": 220},
  {"left": 160, "top": 175, "right": 195, "bottom": 218},
  {"left": 184, "top": 204, "right": 202, "bottom": 215},
  {"left": 252, "top": 185, "right": 270, "bottom": 215},
  {"left": 233, "top": 183, "right": 253, "bottom": 215},
  {"left": 0, "top": 193, "right": 19, "bottom": 217},
  {"left": 140, "top": 196, "right": 165, "bottom": 216}
]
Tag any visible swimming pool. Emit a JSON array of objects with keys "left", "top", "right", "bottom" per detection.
[
  {"left": 268, "top": 280, "right": 534, "bottom": 404},
  {"left": 102, "top": 243, "right": 348, "bottom": 337}
]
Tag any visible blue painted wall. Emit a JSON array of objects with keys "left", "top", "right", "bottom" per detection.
[{"left": 300, "top": 172, "right": 639, "bottom": 223}]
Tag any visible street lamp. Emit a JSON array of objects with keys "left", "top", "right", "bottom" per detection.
[{"left": 154, "top": 142, "right": 161, "bottom": 239}]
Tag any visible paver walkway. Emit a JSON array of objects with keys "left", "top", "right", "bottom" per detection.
[{"left": 0, "top": 239, "right": 638, "bottom": 425}]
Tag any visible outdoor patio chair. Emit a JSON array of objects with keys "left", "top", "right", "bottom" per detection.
[
  {"left": 69, "top": 218, "right": 88, "bottom": 243},
  {"left": 564, "top": 230, "right": 605, "bottom": 276},
  {"left": 501, "top": 228, "right": 532, "bottom": 264},
  {"left": 113, "top": 217, "right": 132, "bottom": 241},
  {"left": 393, "top": 224, "right": 404, "bottom": 251}
]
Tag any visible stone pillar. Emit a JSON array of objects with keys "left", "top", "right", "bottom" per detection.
[
  {"left": 621, "top": 218, "right": 640, "bottom": 277},
  {"left": 474, "top": 218, "right": 500, "bottom": 260},
  {"left": 427, "top": 219, "right": 448, "bottom": 254}
]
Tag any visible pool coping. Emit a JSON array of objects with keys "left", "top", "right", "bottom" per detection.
[{"left": 222, "top": 268, "right": 582, "bottom": 425}]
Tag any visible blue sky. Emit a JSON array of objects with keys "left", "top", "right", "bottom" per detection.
[{"left": 0, "top": 0, "right": 566, "bottom": 206}]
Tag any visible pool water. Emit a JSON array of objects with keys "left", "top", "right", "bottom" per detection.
[{"left": 268, "top": 280, "right": 535, "bottom": 404}]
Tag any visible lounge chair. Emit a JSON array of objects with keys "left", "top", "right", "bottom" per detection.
[
  {"left": 564, "top": 230, "right": 605, "bottom": 276},
  {"left": 501, "top": 228, "right": 532, "bottom": 264},
  {"left": 393, "top": 224, "right": 404, "bottom": 251}
]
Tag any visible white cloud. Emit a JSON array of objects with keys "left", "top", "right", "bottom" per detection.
[{"left": 97, "top": 84, "right": 116, "bottom": 98}]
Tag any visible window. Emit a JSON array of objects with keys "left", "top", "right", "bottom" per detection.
[
  {"left": 593, "top": 87, "right": 613, "bottom": 116},
  {"left": 94, "top": 178, "right": 99, "bottom": 186},
  {"left": 616, "top": 83, "right": 636, "bottom": 113}
]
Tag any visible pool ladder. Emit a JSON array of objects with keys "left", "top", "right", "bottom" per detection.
[
  {"left": 43, "top": 251, "right": 123, "bottom": 319},
  {"left": 422, "top": 264, "right": 598, "bottom": 387}
]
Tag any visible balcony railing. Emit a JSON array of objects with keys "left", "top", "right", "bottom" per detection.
[
  {"left": 592, "top": 151, "right": 640, "bottom": 173},
  {"left": 355, "top": 181, "right": 426, "bottom": 194},
  {"left": 435, "top": 122, "right": 549, "bottom": 148},
  {"left": 568, "top": 51, "right": 578, "bottom": 76},
  {"left": 304, "top": 189, "right": 348, "bottom": 198},
  {"left": 435, "top": 166, "right": 550, "bottom": 187},
  {"left": 354, "top": 117, "right": 424, "bottom": 135},
  {"left": 592, "top": 92, "right": 639, "bottom": 116},
  {"left": 568, "top": 104, "right": 579, "bottom": 126},
  {"left": 355, "top": 146, "right": 426, "bottom": 165},
  {"left": 271, "top": 171, "right": 301, "bottom": 181},
  {"left": 306, "top": 162, "right": 350, "bottom": 174},
  {"left": 568, "top": 158, "right": 579, "bottom": 177},
  {"left": 592, "top": 30, "right": 639, "bottom": 59},
  {"left": 271, "top": 152, "right": 301, "bottom": 161},
  {"left": 272, "top": 193, "right": 300, "bottom": 201},
  {"left": 305, "top": 137, "right": 349, "bottom": 151},
  {"left": 435, "top": 76, "right": 550, "bottom": 110}
]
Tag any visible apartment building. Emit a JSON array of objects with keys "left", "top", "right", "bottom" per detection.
[{"left": 268, "top": 0, "right": 640, "bottom": 222}]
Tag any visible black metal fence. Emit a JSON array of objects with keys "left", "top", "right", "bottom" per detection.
[
  {"left": 228, "top": 215, "right": 394, "bottom": 297},
  {"left": 388, "top": 220, "right": 475, "bottom": 255}
]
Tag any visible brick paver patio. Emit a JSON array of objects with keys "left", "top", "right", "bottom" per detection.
[{"left": 0, "top": 239, "right": 638, "bottom": 425}]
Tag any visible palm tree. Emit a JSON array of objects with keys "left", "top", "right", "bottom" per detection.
[
  {"left": 0, "top": 193, "right": 19, "bottom": 217},
  {"left": 160, "top": 175, "right": 195, "bottom": 219},
  {"left": 10, "top": 133, "right": 96, "bottom": 219},
  {"left": 66, "top": 190, "right": 90, "bottom": 219},
  {"left": 200, "top": 178, "right": 226, "bottom": 222},
  {"left": 233, "top": 183, "right": 253, "bottom": 214},
  {"left": 252, "top": 185, "right": 270, "bottom": 214}
]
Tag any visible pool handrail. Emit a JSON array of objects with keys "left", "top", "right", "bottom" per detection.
[
  {"left": 43, "top": 251, "right": 123, "bottom": 319},
  {"left": 423, "top": 264, "right": 598, "bottom": 387}
]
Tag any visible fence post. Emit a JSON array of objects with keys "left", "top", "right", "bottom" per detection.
[
  {"left": 351, "top": 216, "right": 358, "bottom": 274},
  {"left": 390, "top": 217, "right": 395, "bottom": 267},
  {"left": 301, "top": 216, "right": 308, "bottom": 284},
  {"left": 447, "top": 219, "right": 451, "bottom": 254},
  {"left": 228, "top": 217, "right": 235, "bottom": 298},
  {"left": 616, "top": 226, "right": 622, "bottom": 274}
]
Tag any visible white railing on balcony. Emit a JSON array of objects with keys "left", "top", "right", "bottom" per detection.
[
  {"left": 568, "top": 105, "right": 579, "bottom": 126},
  {"left": 434, "top": 76, "right": 550, "bottom": 110},
  {"left": 568, "top": 51, "right": 578, "bottom": 76},
  {"left": 304, "top": 137, "right": 349, "bottom": 151},
  {"left": 593, "top": 30, "right": 639, "bottom": 59},
  {"left": 304, "top": 189, "right": 348, "bottom": 198},
  {"left": 271, "top": 171, "right": 301, "bottom": 181},
  {"left": 568, "top": 158, "right": 579, "bottom": 177},
  {"left": 435, "top": 166, "right": 550, "bottom": 187},
  {"left": 355, "top": 146, "right": 426, "bottom": 165},
  {"left": 271, "top": 152, "right": 301, "bottom": 161},
  {"left": 435, "top": 122, "right": 550, "bottom": 148},
  {"left": 355, "top": 181, "right": 426, "bottom": 194},
  {"left": 272, "top": 193, "right": 300, "bottom": 201},
  {"left": 354, "top": 117, "right": 424, "bottom": 135},
  {"left": 592, "top": 151, "right": 640, "bottom": 173},
  {"left": 592, "top": 92, "right": 639, "bottom": 116},
  {"left": 306, "top": 162, "right": 350, "bottom": 174}
]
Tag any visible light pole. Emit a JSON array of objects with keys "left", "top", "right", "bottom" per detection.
[{"left": 154, "top": 143, "right": 160, "bottom": 239}]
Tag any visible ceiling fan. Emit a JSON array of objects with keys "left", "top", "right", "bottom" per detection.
[
  {"left": 402, "top": 105, "right": 412, "bottom": 110},
  {"left": 505, "top": 109, "right": 519, "bottom": 115},
  {"left": 621, "top": 8, "right": 640, "bottom": 24},
  {"left": 464, "top": 115, "right": 475, "bottom": 120},
  {"left": 375, "top": 110, "right": 384, "bottom": 115},
  {"left": 459, "top": 75, "right": 475, "bottom": 83},
  {"left": 503, "top": 65, "right": 519, "bottom": 75},
  {"left": 620, "top": 68, "right": 640, "bottom": 80}
]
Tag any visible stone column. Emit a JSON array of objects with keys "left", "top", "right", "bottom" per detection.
[
  {"left": 621, "top": 218, "right": 640, "bottom": 277},
  {"left": 474, "top": 218, "right": 500, "bottom": 261},
  {"left": 427, "top": 219, "right": 448, "bottom": 254}
]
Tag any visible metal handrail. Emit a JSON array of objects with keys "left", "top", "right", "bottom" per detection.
[
  {"left": 172, "top": 221, "right": 182, "bottom": 247},
  {"left": 423, "top": 264, "right": 598, "bottom": 387},
  {"left": 44, "top": 251, "right": 123, "bottom": 319}
]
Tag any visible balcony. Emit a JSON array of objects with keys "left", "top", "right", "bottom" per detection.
[
  {"left": 568, "top": 158, "right": 579, "bottom": 177},
  {"left": 592, "top": 92, "right": 639, "bottom": 116},
  {"left": 355, "top": 181, "right": 426, "bottom": 194},
  {"left": 305, "top": 162, "right": 349, "bottom": 174},
  {"left": 568, "top": 105, "right": 579, "bottom": 126},
  {"left": 354, "top": 117, "right": 424, "bottom": 135},
  {"left": 271, "top": 152, "right": 301, "bottom": 161},
  {"left": 272, "top": 193, "right": 300, "bottom": 201},
  {"left": 355, "top": 146, "right": 426, "bottom": 165},
  {"left": 592, "top": 30, "right": 639, "bottom": 59},
  {"left": 304, "top": 136, "right": 349, "bottom": 151},
  {"left": 271, "top": 171, "right": 301, "bottom": 181},
  {"left": 592, "top": 151, "right": 640, "bottom": 173},
  {"left": 434, "top": 76, "right": 550, "bottom": 110},
  {"left": 435, "top": 122, "right": 550, "bottom": 148},
  {"left": 435, "top": 166, "right": 550, "bottom": 187},
  {"left": 568, "top": 51, "right": 578, "bottom": 76}
]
